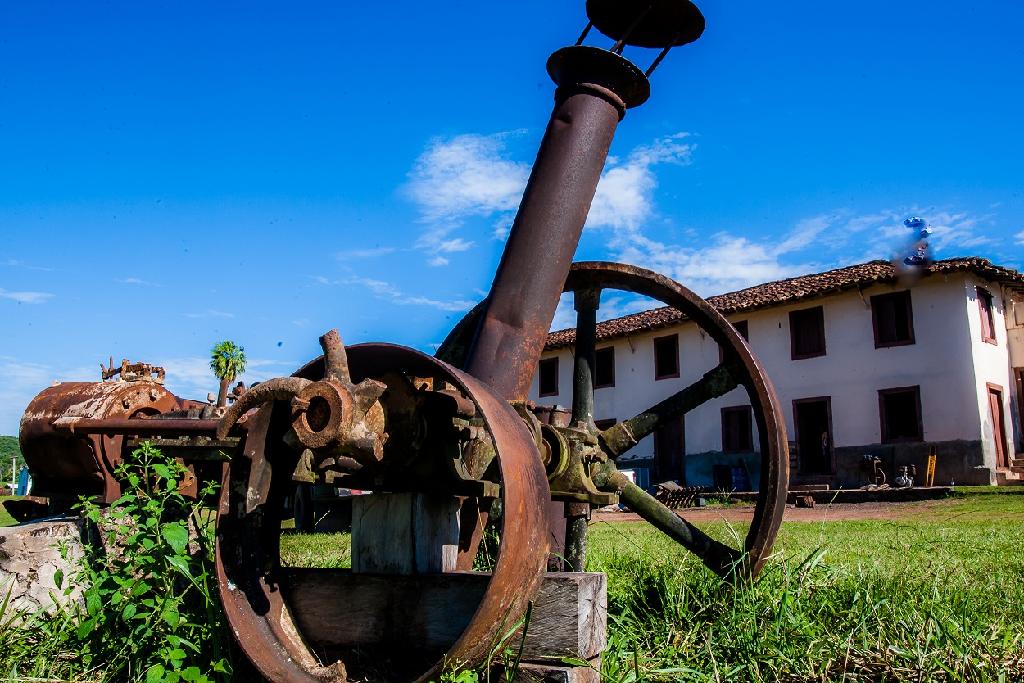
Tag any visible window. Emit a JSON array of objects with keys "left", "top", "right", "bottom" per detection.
[
  {"left": 654, "top": 415, "right": 685, "bottom": 482},
  {"left": 594, "top": 347, "right": 615, "bottom": 388},
  {"left": 871, "top": 291, "right": 915, "bottom": 347},
  {"left": 720, "top": 320, "right": 749, "bottom": 362},
  {"left": 538, "top": 357, "right": 558, "bottom": 397},
  {"left": 978, "top": 287, "right": 997, "bottom": 344},
  {"left": 878, "top": 386, "right": 922, "bottom": 443},
  {"left": 721, "top": 406, "right": 753, "bottom": 452},
  {"left": 594, "top": 418, "right": 617, "bottom": 431},
  {"left": 789, "top": 306, "right": 826, "bottom": 359},
  {"left": 654, "top": 334, "right": 679, "bottom": 379}
]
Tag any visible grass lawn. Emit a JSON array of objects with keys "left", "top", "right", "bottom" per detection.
[
  {"left": 0, "top": 496, "right": 18, "bottom": 527},
  {"left": 3, "top": 490, "right": 1021, "bottom": 680},
  {"left": 581, "top": 492, "right": 1024, "bottom": 681},
  {"left": 276, "top": 491, "right": 1024, "bottom": 681}
]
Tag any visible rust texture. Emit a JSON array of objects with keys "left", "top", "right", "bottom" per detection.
[
  {"left": 11, "top": 0, "right": 795, "bottom": 678},
  {"left": 215, "top": 344, "right": 551, "bottom": 682},
  {"left": 564, "top": 262, "right": 789, "bottom": 579},
  {"left": 462, "top": 54, "right": 643, "bottom": 401},
  {"left": 19, "top": 380, "right": 182, "bottom": 503}
]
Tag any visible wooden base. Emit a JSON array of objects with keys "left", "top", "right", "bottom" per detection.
[
  {"left": 510, "top": 660, "right": 601, "bottom": 683},
  {"left": 280, "top": 569, "right": 607, "bottom": 664}
]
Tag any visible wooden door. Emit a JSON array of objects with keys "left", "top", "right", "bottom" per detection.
[
  {"left": 654, "top": 415, "right": 685, "bottom": 484},
  {"left": 988, "top": 385, "right": 1009, "bottom": 468},
  {"left": 1015, "top": 369, "right": 1024, "bottom": 438},
  {"left": 794, "top": 398, "right": 832, "bottom": 474}
]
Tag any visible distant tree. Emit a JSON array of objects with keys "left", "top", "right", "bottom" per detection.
[
  {"left": 210, "top": 340, "right": 247, "bottom": 408},
  {"left": 0, "top": 435, "right": 24, "bottom": 486}
]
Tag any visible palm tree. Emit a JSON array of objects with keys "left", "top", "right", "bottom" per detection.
[{"left": 210, "top": 340, "right": 247, "bottom": 407}]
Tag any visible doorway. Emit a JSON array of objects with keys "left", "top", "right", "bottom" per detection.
[
  {"left": 794, "top": 397, "right": 832, "bottom": 474},
  {"left": 654, "top": 415, "right": 685, "bottom": 484},
  {"left": 987, "top": 384, "right": 1009, "bottom": 469}
]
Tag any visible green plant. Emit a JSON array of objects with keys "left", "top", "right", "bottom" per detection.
[
  {"left": 209, "top": 340, "right": 246, "bottom": 408},
  {"left": 61, "top": 442, "right": 230, "bottom": 682}
]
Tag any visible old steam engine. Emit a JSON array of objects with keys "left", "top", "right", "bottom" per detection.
[{"left": 18, "top": 1, "right": 789, "bottom": 681}]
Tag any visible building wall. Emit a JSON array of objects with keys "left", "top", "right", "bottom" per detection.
[
  {"left": 964, "top": 277, "right": 1017, "bottom": 480},
  {"left": 530, "top": 274, "right": 1010, "bottom": 488},
  {"left": 1003, "top": 292, "right": 1024, "bottom": 450}
]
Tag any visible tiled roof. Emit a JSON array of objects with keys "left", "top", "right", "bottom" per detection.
[{"left": 545, "top": 257, "right": 1024, "bottom": 349}]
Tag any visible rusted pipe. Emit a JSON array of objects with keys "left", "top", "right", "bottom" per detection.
[
  {"left": 600, "top": 363, "right": 740, "bottom": 458},
  {"left": 463, "top": 49, "right": 649, "bottom": 401},
  {"left": 52, "top": 418, "right": 225, "bottom": 436},
  {"left": 570, "top": 288, "right": 601, "bottom": 427}
]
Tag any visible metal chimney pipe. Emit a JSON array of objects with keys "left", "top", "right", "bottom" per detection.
[{"left": 462, "top": 47, "right": 651, "bottom": 400}]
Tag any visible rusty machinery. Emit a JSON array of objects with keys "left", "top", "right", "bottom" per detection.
[{"left": 17, "top": 1, "right": 789, "bottom": 681}]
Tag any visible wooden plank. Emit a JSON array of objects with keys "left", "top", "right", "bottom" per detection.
[
  {"left": 351, "top": 492, "right": 460, "bottom": 574},
  {"left": 413, "top": 493, "right": 460, "bottom": 573},
  {"left": 510, "top": 660, "right": 601, "bottom": 683},
  {"left": 281, "top": 570, "right": 606, "bottom": 661}
]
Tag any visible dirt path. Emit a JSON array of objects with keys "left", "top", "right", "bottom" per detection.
[{"left": 595, "top": 500, "right": 944, "bottom": 524}]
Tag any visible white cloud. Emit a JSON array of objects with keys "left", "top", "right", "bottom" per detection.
[
  {"left": 184, "top": 309, "right": 235, "bottom": 319},
  {"left": 406, "top": 132, "right": 531, "bottom": 264},
  {"left": 614, "top": 231, "right": 818, "bottom": 297},
  {"left": 405, "top": 130, "right": 696, "bottom": 265},
  {"left": 435, "top": 238, "right": 474, "bottom": 253},
  {"left": 0, "top": 358, "right": 96, "bottom": 435},
  {"left": 0, "top": 354, "right": 301, "bottom": 433},
  {"left": 116, "top": 277, "right": 159, "bottom": 286},
  {"left": 158, "top": 357, "right": 297, "bottom": 402},
  {"left": 2, "top": 258, "right": 53, "bottom": 272},
  {"left": 407, "top": 133, "right": 530, "bottom": 222},
  {"left": 336, "top": 247, "right": 397, "bottom": 260},
  {"left": 1016, "top": 230, "right": 1024, "bottom": 245},
  {"left": 588, "top": 133, "right": 694, "bottom": 231},
  {"left": 333, "top": 275, "right": 474, "bottom": 312},
  {"left": 428, "top": 256, "right": 450, "bottom": 267},
  {"left": 0, "top": 288, "right": 54, "bottom": 304}
]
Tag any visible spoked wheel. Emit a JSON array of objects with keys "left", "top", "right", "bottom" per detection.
[
  {"left": 562, "top": 262, "right": 789, "bottom": 580},
  {"left": 213, "top": 338, "right": 550, "bottom": 682}
]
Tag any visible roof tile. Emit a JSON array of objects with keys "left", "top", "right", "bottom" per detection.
[{"left": 546, "top": 257, "right": 1024, "bottom": 349}]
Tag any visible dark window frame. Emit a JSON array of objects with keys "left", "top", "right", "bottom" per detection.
[
  {"left": 878, "top": 386, "right": 923, "bottom": 443},
  {"left": 720, "top": 320, "right": 749, "bottom": 362},
  {"left": 871, "top": 290, "right": 916, "bottom": 348},
  {"left": 978, "top": 287, "right": 997, "bottom": 345},
  {"left": 789, "top": 306, "right": 827, "bottom": 360},
  {"left": 594, "top": 346, "right": 615, "bottom": 389},
  {"left": 721, "top": 405, "right": 754, "bottom": 453},
  {"left": 653, "top": 333, "right": 680, "bottom": 380},
  {"left": 538, "top": 357, "right": 559, "bottom": 397}
]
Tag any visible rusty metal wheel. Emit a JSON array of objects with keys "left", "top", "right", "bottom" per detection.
[
  {"left": 214, "top": 342, "right": 550, "bottom": 682},
  {"left": 561, "top": 261, "right": 789, "bottom": 579}
]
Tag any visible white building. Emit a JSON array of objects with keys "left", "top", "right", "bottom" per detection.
[{"left": 529, "top": 258, "right": 1024, "bottom": 489}]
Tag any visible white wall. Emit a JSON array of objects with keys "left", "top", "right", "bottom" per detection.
[
  {"left": 529, "top": 275, "right": 997, "bottom": 466},
  {"left": 964, "top": 277, "right": 1017, "bottom": 470}
]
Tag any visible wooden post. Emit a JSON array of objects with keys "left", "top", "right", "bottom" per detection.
[
  {"left": 280, "top": 569, "right": 607, "bottom": 662},
  {"left": 351, "top": 492, "right": 461, "bottom": 574}
]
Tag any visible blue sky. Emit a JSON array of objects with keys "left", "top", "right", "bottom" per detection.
[{"left": 2, "top": 1, "right": 1023, "bottom": 434}]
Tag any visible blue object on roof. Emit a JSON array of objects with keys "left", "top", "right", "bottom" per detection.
[{"left": 904, "top": 216, "right": 927, "bottom": 230}]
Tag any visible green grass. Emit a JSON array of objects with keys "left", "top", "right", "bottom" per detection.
[
  {"left": 279, "top": 530, "right": 352, "bottom": 568},
  {"left": 275, "top": 493, "right": 1024, "bottom": 681},
  {"left": 584, "top": 493, "right": 1024, "bottom": 681},
  {"left": 5, "top": 492, "right": 1023, "bottom": 680},
  {"left": 0, "top": 496, "right": 18, "bottom": 527}
]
